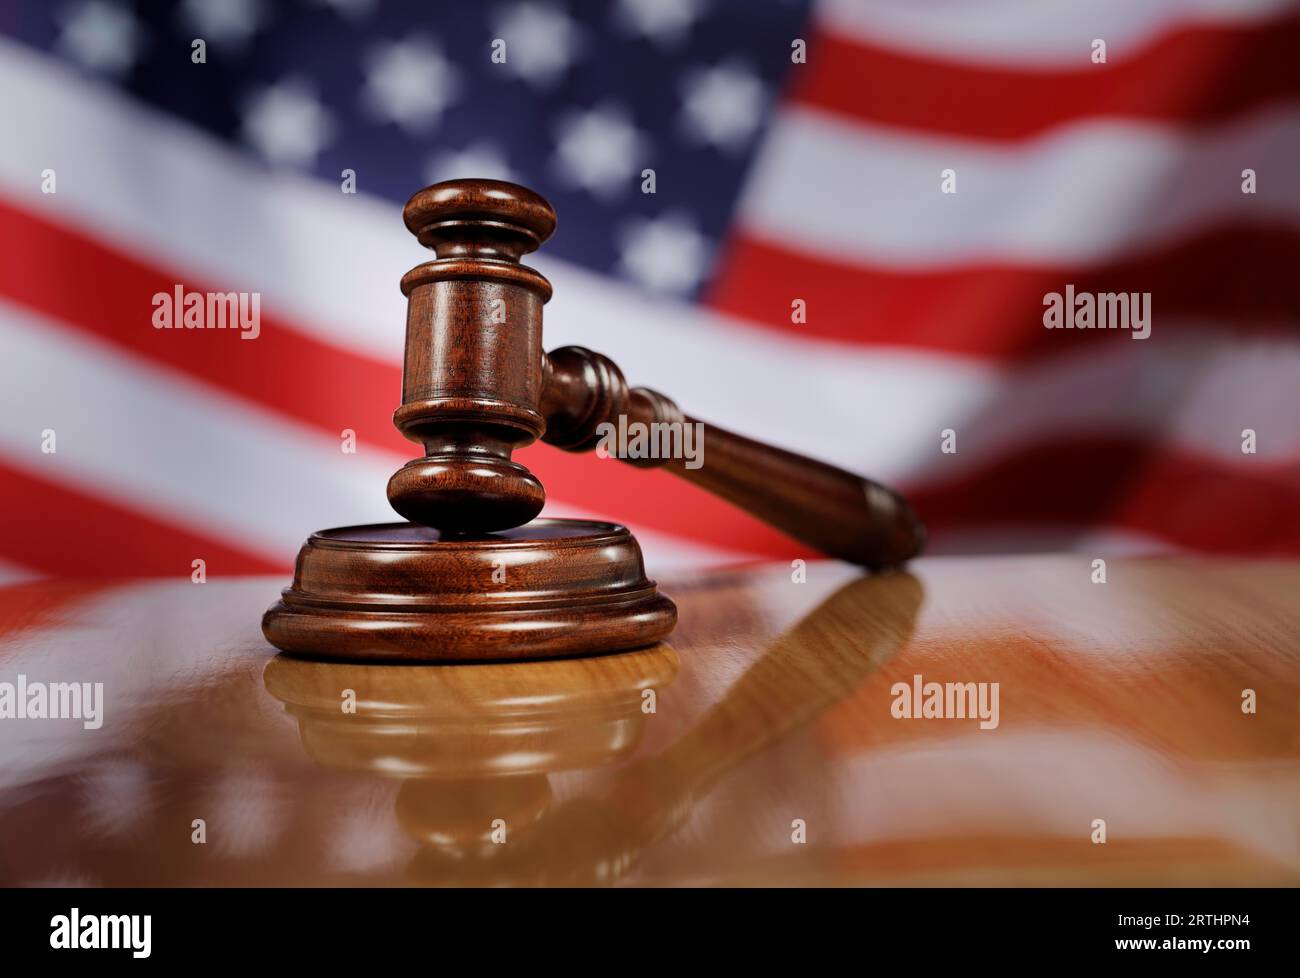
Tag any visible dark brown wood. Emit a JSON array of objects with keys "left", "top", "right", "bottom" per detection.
[
  {"left": 387, "top": 180, "right": 555, "bottom": 532},
  {"left": 263, "top": 520, "right": 675, "bottom": 662},
  {"left": 540, "top": 346, "right": 925, "bottom": 568},
  {"left": 387, "top": 179, "right": 925, "bottom": 566}
]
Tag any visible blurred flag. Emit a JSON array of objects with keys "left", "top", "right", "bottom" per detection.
[{"left": 1, "top": 0, "right": 1297, "bottom": 579}]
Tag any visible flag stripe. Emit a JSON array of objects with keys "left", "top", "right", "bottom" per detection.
[
  {"left": 0, "top": 462, "right": 282, "bottom": 577},
  {"left": 814, "top": 0, "right": 1300, "bottom": 67},
  {"left": 0, "top": 301, "right": 399, "bottom": 561},
  {"left": 0, "top": 197, "right": 403, "bottom": 456},
  {"left": 797, "top": 16, "right": 1300, "bottom": 141},
  {"left": 709, "top": 226, "right": 1300, "bottom": 357},
  {"left": 734, "top": 104, "right": 1300, "bottom": 268},
  {"left": 907, "top": 435, "right": 1300, "bottom": 554}
]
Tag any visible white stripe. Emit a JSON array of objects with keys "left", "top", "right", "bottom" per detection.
[
  {"left": 816, "top": 0, "right": 1299, "bottom": 67},
  {"left": 738, "top": 104, "right": 1300, "bottom": 268},
  {"left": 901, "top": 330, "right": 1300, "bottom": 481},
  {"left": 0, "top": 301, "right": 399, "bottom": 561}
]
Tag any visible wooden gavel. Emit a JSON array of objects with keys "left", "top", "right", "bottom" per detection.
[{"left": 385, "top": 180, "right": 924, "bottom": 569}]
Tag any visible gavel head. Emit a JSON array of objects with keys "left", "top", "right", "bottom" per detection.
[{"left": 387, "top": 180, "right": 556, "bottom": 533}]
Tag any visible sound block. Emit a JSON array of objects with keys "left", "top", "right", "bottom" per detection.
[{"left": 262, "top": 519, "right": 676, "bottom": 662}]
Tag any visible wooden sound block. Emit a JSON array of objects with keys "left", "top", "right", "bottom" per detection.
[{"left": 261, "top": 519, "right": 676, "bottom": 662}]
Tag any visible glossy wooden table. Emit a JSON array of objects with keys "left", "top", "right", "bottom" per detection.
[{"left": 1, "top": 555, "right": 1297, "bottom": 886}]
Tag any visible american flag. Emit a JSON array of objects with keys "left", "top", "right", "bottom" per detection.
[{"left": 1, "top": 0, "right": 1297, "bottom": 581}]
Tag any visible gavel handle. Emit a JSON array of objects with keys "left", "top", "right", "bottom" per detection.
[{"left": 539, "top": 346, "right": 925, "bottom": 569}]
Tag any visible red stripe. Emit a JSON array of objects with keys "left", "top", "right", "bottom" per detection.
[
  {"left": 708, "top": 227, "right": 1300, "bottom": 357},
  {"left": 910, "top": 436, "right": 1300, "bottom": 554},
  {"left": 797, "top": 16, "right": 1300, "bottom": 140},
  {"left": 0, "top": 198, "right": 400, "bottom": 456},
  {"left": 0, "top": 461, "right": 284, "bottom": 576}
]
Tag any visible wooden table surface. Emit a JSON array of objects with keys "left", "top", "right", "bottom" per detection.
[{"left": 1, "top": 554, "right": 1298, "bottom": 886}]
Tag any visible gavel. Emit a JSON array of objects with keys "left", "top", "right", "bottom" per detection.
[
  {"left": 385, "top": 180, "right": 924, "bottom": 570},
  {"left": 264, "top": 179, "right": 924, "bottom": 661}
]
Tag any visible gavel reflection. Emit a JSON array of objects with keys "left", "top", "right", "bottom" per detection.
[{"left": 263, "top": 572, "right": 923, "bottom": 885}]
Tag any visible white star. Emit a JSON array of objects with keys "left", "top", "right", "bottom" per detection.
[
  {"left": 680, "top": 61, "right": 766, "bottom": 152},
  {"left": 362, "top": 36, "right": 461, "bottom": 133},
  {"left": 614, "top": 0, "right": 703, "bottom": 47},
  {"left": 242, "top": 78, "right": 336, "bottom": 168},
  {"left": 178, "top": 0, "right": 264, "bottom": 49},
  {"left": 491, "top": 3, "right": 584, "bottom": 87},
  {"left": 425, "top": 142, "right": 516, "bottom": 184},
  {"left": 618, "top": 214, "right": 710, "bottom": 295},
  {"left": 56, "top": 1, "right": 145, "bottom": 76},
  {"left": 552, "top": 104, "right": 648, "bottom": 199}
]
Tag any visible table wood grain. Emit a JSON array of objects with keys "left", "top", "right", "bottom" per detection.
[{"left": 1, "top": 554, "right": 1297, "bottom": 886}]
